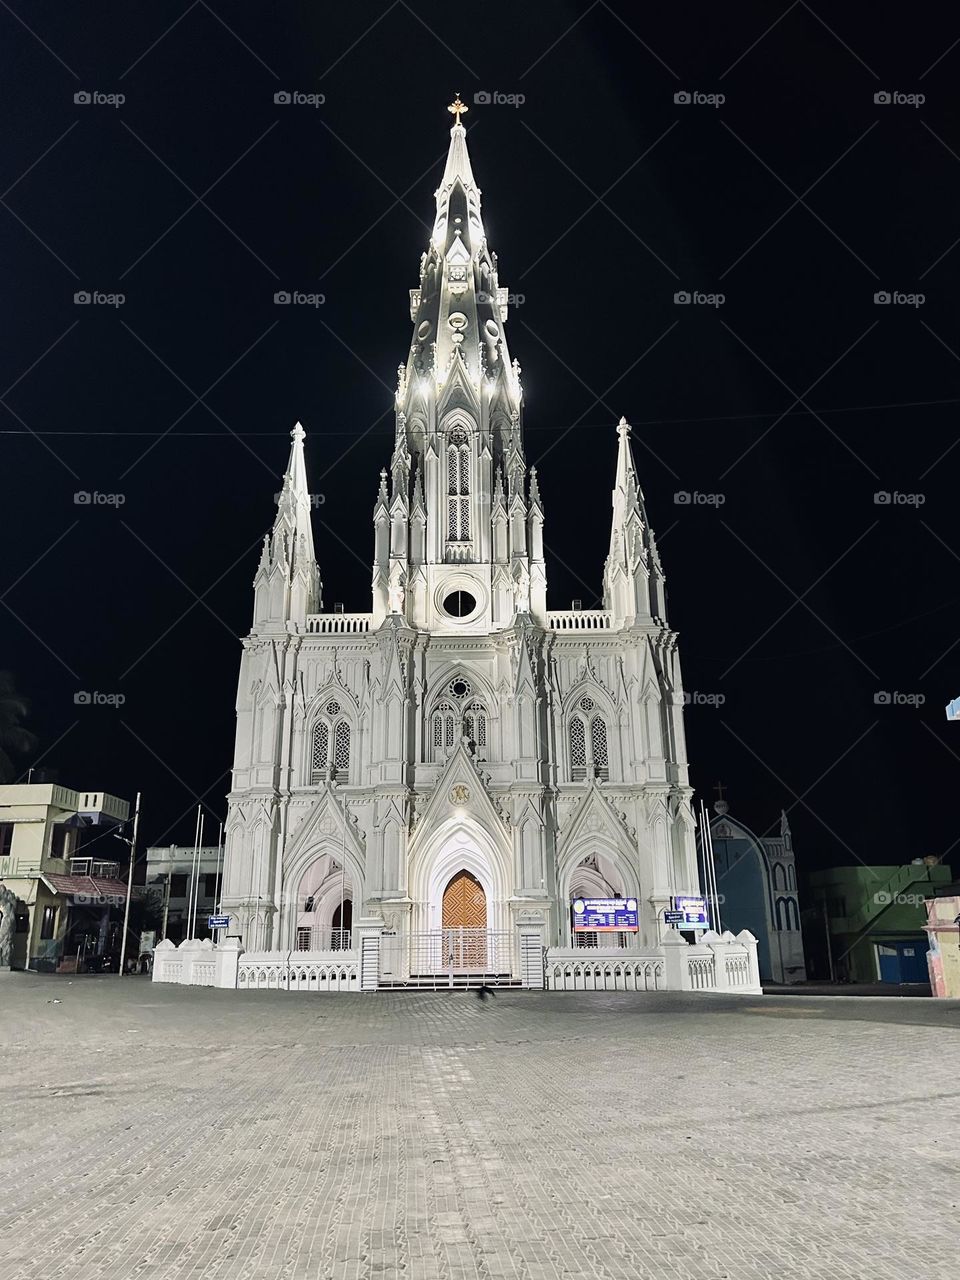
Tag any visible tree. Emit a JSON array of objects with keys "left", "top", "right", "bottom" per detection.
[{"left": 0, "top": 672, "right": 38, "bottom": 784}]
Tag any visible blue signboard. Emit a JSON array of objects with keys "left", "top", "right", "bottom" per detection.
[
  {"left": 572, "top": 898, "right": 639, "bottom": 932},
  {"left": 672, "top": 896, "right": 709, "bottom": 928},
  {"left": 208, "top": 915, "right": 230, "bottom": 929}
]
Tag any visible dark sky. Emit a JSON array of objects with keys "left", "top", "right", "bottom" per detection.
[{"left": 4, "top": 1, "right": 959, "bottom": 879}]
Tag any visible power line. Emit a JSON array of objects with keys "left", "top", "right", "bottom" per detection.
[{"left": 2, "top": 395, "right": 960, "bottom": 436}]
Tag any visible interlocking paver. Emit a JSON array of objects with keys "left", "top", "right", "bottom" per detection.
[{"left": 0, "top": 977, "right": 958, "bottom": 1280}]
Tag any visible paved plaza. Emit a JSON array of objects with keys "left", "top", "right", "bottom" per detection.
[{"left": 1, "top": 977, "right": 958, "bottom": 1280}]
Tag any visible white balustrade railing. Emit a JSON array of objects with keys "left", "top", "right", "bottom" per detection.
[
  {"left": 239, "top": 950, "right": 359, "bottom": 993},
  {"left": 546, "top": 950, "right": 664, "bottom": 991},
  {"left": 546, "top": 609, "right": 613, "bottom": 631},
  {"left": 304, "top": 613, "right": 372, "bottom": 634}
]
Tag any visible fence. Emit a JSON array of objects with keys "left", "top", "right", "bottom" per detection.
[
  {"left": 152, "top": 926, "right": 762, "bottom": 996},
  {"left": 379, "top": 927, "right": 519, "bottom": 989},
  {"left": 546, "top": 951, "right": 664, "bottom": 991}
]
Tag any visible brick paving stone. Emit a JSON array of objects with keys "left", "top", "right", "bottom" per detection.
[{"left": 0, "top": 978, "right": 959, "bottom": 1279}]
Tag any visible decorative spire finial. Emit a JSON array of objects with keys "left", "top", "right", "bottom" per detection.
[
  {"left": 617, "top": 416, "right": 630, "bottom": 437},
  {"left": 447, "top": 94, "right": 469, "bottom": 126},
  {"left": 291, "top": 421, "right": 305, "bottom": 442}
]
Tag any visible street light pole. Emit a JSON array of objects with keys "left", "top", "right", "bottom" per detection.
[{"left": 118, "top": 791, "right": 141, "bottom": 977}]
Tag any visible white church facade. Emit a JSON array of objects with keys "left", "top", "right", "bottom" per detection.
[{"left": 187, "top": 101, "right": 761, "bottom": 994}]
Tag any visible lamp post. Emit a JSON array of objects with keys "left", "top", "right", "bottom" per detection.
[{"left": 116, "top": 791, "right": 141, "bottom": 978}]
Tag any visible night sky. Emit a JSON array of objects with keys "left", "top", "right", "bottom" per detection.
[{"left": 4, "top": 2, "right": 959, "bottom": 879}]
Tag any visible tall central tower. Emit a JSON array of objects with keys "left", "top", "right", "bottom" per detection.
[
  {"left": 221, "top": 100, "right": 702, "bottom": 961},
  {"left": 373, "top": 97, "right": 545, "bottom": 633}
]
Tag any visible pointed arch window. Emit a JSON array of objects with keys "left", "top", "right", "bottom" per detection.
[
  {"left": 464, "top": 701, "right": 487, "bottom": 749},
  {"left": 432, "top": 701, "right": 456, "bottom": 752},
  {"left": 430, "top": 696, "right": 488, "bottom": 760},
  {"left": 310, "top": 704, "right": 351, "bottom": 783},
  {"left": 446, "top": 427, "right": 471, "bottom": 542},
  {"left": 568, "top": 697, "right": 609, "bottom": 781}
]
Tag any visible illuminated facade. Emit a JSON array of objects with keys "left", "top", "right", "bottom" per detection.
[{"left": 220, "top": 105, "right": 702, "bottom": 959}]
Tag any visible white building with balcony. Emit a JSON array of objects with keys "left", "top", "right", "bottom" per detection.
[{"left": 220, "top": 103, "right": 704, "bottom": 979}]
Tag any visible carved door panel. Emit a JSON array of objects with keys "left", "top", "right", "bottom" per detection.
[{"left": 441, "top": 871, "right": 487, "bottom": 969}]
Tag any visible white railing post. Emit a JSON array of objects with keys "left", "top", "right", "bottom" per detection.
[
  {"left": 215, "top": 937, "right": 243, "bottom": 989},
  {"left": 152, "top": 937, "right": 176, "bottom": 982},
  {"left": 661, "top": 930, "right": 694, "bottom": 990}
]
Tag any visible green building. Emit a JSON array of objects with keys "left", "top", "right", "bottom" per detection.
[{"left": 807, "top": 861, "right": 951, "bottom": 984}]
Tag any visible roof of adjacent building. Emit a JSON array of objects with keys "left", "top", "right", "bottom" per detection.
[{"left": 42, "top": 873, "right": 131, "bottom": 899}]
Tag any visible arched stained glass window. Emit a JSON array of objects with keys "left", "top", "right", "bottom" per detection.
[
  {"left": 447, "top": 427, "right": 470, "bottom": 542},
  {"left": 569, "top": 705, "right": 611, "bottom": 781}
]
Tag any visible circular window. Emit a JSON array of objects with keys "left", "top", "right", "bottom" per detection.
[
  {"left": 448, "top": 677, "right": 471, "bottom": 699},
  {"left": 443, "top": 589, "right": 476, "bottom": 619},
  {"left": 448, "top": 312, "right": 468, "bottom": 331},
  {"left": 578, "top": 697, "right": 595, "bottom": 712},
  {"left": 484, "top": 319, "right": 500, "bottom": 341},
  {"left": 417, "top": 320, "right": 432, "bottom": 341},
  {"left": 325, "top": 701, "right": 341, "bottom": 716}
]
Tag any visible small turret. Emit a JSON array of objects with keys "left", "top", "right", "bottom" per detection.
[
  {"left": 603, "top": 418, "right": 665, "bottom": 627},
  {"left": 252, "top": 423, "right": 321, "bottom": 630}
]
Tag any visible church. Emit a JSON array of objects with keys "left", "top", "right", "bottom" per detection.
[{"left": 219, "top": 100, "right": 706, "bottom": 976}]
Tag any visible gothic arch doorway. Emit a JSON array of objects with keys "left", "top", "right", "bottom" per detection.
[
  {"left": 441, "top": 870, "right": 487, "bottom": 970},
  {"left": 442, "top": 869, "right": 486, "bottom": 929}
]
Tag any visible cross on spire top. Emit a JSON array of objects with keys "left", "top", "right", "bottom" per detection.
[
  {"left": 447, "top": 93, "right": 469, "bottom": 126},
  {"left": 713, "top": 781, "right": 726, "bottom": 801}
]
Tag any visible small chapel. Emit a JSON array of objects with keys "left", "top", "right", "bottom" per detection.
[{"left": 219, "top": 100, "right": 706, "bottom": 971}]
